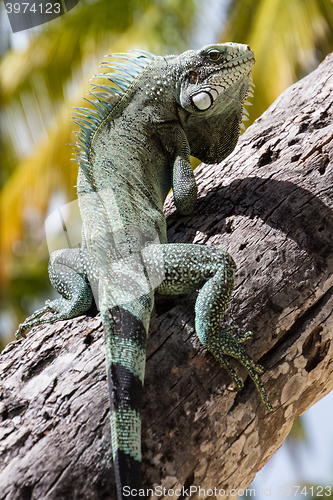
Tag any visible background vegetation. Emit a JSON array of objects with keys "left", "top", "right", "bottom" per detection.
[{"left": 1, "top": 0, "right": 333, "bottom": 494}]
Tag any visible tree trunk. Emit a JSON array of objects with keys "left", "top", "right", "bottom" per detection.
[{"left": 1, "top": 53, "right": 332, "bottom": 500}]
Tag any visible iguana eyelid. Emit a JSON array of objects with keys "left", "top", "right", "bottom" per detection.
[{"left": 207, "top": 50, "right": 221, "bottom": 61}]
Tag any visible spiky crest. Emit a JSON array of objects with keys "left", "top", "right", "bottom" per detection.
[{"left": 71, "top": 50, "right": 157, "bottom": 184}]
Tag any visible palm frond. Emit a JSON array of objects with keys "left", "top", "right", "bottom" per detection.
[
  {"left": 0, "top": 0, "right": 197, "bottom": 295},
  {"left": 221, "top": 0, "right": 333, "bottom": 118}
]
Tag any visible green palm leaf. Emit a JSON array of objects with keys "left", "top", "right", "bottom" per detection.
[
  {"left": 0, "top": 0, "right": 197, "bottom": 330},
  {"left": 221, "top": 0, "right": 333, "bottom": 117}
]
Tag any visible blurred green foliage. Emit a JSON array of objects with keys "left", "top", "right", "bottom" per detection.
[{"left": 1, "top": 0, "right": 333, "bottom": 349}]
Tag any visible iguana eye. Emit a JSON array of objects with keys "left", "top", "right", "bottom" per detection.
[
  {"left": 189, "top": 71, "right": 198, "bottom": 84},
  {"left": 208, "top": 51, "right": 220, "bottom": 61}
]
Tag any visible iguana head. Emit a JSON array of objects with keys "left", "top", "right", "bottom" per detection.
[
  {"left": 175, "top": 43, "right": 255, "bottom": 164},
  {"left": 73, "top": 44, "right": 254, "bottom": 182}
]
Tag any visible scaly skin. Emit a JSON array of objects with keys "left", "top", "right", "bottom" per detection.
[{"left": 16, "top": 43, "right": 272, "bottom": 500}]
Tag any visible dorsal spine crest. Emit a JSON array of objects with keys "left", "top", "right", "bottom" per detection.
[{"left": 72, "top": 50, "right": 157, "bottom": 186}]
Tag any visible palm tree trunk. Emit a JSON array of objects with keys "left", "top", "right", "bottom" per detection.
[{"left": 1, "top": 52, "right": 332, "bottom": 500}]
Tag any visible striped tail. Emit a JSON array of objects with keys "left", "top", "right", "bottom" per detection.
[{"left": 103, "top": 306, "right": 147, "bottom": 500}]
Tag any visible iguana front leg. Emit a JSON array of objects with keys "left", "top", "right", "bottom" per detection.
[
  {"left": 164, "top": 126, "right": 197, "bottom": 216},
  {"left": 172, "top": 155, "right": 198, "bottom": 215}
]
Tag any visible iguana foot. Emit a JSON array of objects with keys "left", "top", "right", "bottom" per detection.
[
  {"left": 15, "top": 303, "right": 54, "bottom": 340},
  {"left": 209, "top": 327, "right": 272, "bottom": 412},
  {"left": 15, "top": 295, "right": 93, "bottom": 340}
]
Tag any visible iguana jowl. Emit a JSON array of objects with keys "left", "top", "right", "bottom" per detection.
[{"left": 16, "top": 43, "right": 273, "bottom": 498}]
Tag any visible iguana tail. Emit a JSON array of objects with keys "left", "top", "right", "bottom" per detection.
[{"left": 103, "top": 306, "right": 147, "bottom": 499}]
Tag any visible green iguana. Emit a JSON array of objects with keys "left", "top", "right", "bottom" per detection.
[{"left": 16, "top": 43, "right": 273, "bottom": 499}]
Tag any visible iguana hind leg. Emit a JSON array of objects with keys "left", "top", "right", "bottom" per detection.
[
  {"left": 152, "top": 243, "right": 272, "bottom": 411},
  {"left": 15, "top": 248, "right": 94, "bottom": 339}
]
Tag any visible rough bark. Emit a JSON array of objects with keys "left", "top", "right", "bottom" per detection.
[{"left": 1, "top": 53, "right": 332, "bottom": 500}]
